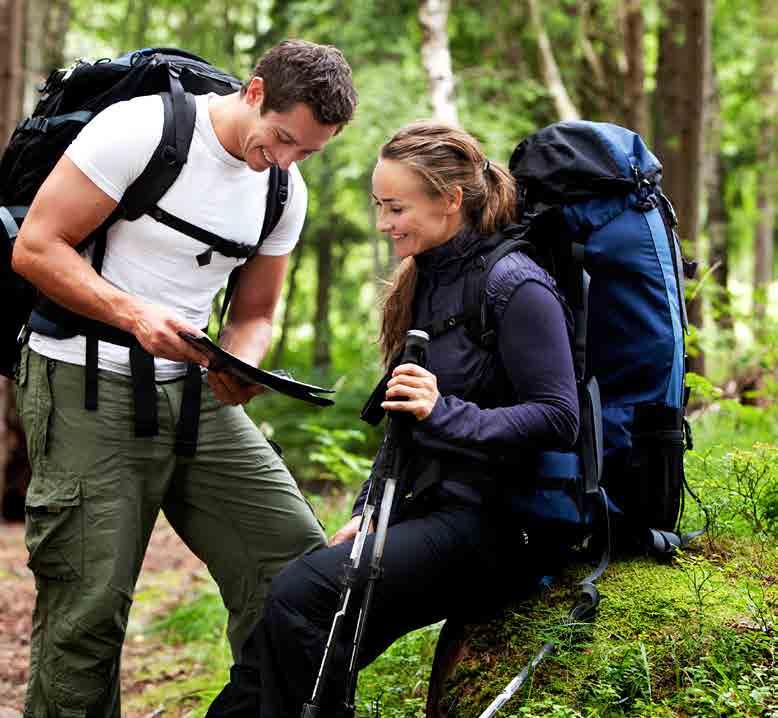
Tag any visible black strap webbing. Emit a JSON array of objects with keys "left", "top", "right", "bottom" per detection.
[
  {"left": 578, "top": 377, "right": 603, "bottom": 496},
  {"left": 421, "top": 232, "right": 533, "bottom": 345},
  {"left": 147, "top": 205, "right": 256, "bottom": 263},
  {"left": 18, "top": 111, "right": 93, "bottom": 133},
  {"left": 129, "top": 344, "right": 158, "bottom": 437},
  {"left": 175, "top": 362, "right": 203, "bottom": 457},
  {"left": 120, "top": 88, "right": 196, "bottom": 221},
  {"left": 84, "top": 228, "right": 110, "bottom": 411}
]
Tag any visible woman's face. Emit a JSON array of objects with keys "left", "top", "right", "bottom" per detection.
[{"left": 371, "top": 158, "right": 463, "bottom": 259}]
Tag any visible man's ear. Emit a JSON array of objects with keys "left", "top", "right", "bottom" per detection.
[
  {"left": 444, "top": 186, "right": 464, "bottom": 215},
  {"left": 244, "top": 76, "right": 265, "bottom": 108}
]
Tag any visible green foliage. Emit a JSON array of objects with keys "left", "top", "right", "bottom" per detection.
[
  {"left": 243, "top": 368, "right": 383, "bottom": 485},
  {"left": 302, "top": 423, "right": 373, "bottom": 487},
  {"left": 146, "top": 590, "right": 227, "bottom": 644},
  {"left": 356, "top": 623, "right": 441, "bottom": 718}
]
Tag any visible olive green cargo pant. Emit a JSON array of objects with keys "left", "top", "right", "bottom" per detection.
[{"left": 15, "top": 347, "right": 326, "bottom": 717}]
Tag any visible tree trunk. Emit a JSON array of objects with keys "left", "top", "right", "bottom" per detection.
[
  {"left": 753, "top": 0, "right": 778, "bottom": 321},
  {"left": 0, "top": 0, "right": 21, "bottom": 509},
  {"left": 654, "top": 0, "right": 709, "bottom": 376},
  {"left": 43, "top": 0, "right": 70, "bottom": 70},
  {"left": 313, "top": 230, "right": 333, "bottom": 371},
  {"left": 753, "top": 119, "right": 778, "bottom": 321},
  {"left": 418, "top": 0, "right": 458, "bottom": 125},
  {"left": 702, "top": 25, "right": 732, "bottom": 336},
  {"left": 622, "top": 0, "right": 649, "bottom": 138},
  {"left": 0, "top": 0, "right": 25, "bottom": 145},
  {"left": 271, "top": 244, "right": 304, "bottom": 368},
  {"left": 528, "top": 0, "right": 580, "bottom": 121},
  {"left": 23, "top": 0, "right": 71, "bottom": 115},
  {"left": 579, "top": 2, "right": 606, "bottom": 92},
  {"left": 0, "top": 378, "right": 8, "bottom": 516},
  {"left": 133, "top": 0, "right": 151, "bottom": 49}
]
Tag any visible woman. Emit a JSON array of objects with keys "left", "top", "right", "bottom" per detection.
[{"left": 216, "top": 121, "right": 579, "bottom": 717}]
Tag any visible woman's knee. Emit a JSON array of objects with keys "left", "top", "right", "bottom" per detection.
[{"left": 266, "top": 547, "right": 343, "bottom": 631}]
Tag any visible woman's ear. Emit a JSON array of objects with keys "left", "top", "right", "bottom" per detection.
[{"left": 444, "top": 186, "right": 464, "bottom": 215}]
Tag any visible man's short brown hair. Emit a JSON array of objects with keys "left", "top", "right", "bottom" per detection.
[{"left": 244, "top": 40, "right": 357, "bottom": 130}]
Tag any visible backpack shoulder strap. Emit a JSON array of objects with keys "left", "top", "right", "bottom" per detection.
[
  {"left": 462, "top": 234, "right": 535, "bottom": 347},
  {"left": 218, "top": 165, "right": 289, "bottom": 334},
  {"left": 259, "top": 165, "right": 290, "bottom": 248},
  {"left": 121, "top": 85, "right": 196, "bottom": 220}
]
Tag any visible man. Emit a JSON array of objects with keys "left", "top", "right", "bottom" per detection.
[{"left": 11, "top": 40, "right": 357, "bottom": 716}]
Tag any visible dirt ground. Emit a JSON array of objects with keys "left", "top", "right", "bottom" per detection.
[{"left": 0, "top": 518, "right": 212, "bottom": 716}]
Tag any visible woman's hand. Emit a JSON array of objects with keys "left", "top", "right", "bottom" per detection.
[
  {"left": 329, "top": 515, "right": 371, "bottom": 547},
  {"left": 381, "top": 363, "right": 440, "bottom": 421}
]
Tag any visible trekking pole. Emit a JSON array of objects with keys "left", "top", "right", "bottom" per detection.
[
  {"left": 300, "top": 452, "right": 383, "bottom": 718},
  {"left": 478, "top": 487, "right": 611, "bottom": 718},
  {"left": 341, "top": 329, "right": 429, "bottom": 718},
  {"left": 300, "top": 330, "right": 429, "bottom": 718}
]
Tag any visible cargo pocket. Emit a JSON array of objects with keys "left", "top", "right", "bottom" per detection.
[
  {"left": 12, "top": 344, "right": 29, "bottom": 425},
  {"left": 25, "top": 474, "right": 83, "bottom": 581},
  {"left": 629, "top": 403, "right": 685, "bottom": 531},
  {"left": 19, "top": 351, "right": 56, "bottom": 472}
]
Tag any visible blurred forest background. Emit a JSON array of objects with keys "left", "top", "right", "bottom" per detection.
[
  {"left": 1, "top": 0, "right": 777, "bottom": 504},
  {"left": 0, "top": 3, "right": 777, "bottom": 717}
]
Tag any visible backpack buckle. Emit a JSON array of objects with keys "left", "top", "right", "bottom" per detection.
[
  {"left": 21, "top": 117, "right": 49, "bottom": 133},
  {"left": 631, "top": 165, "right": 656, "bottom": 211},
  {"left": 161, "top": 144, "right": 178, "bottom": 165},
  {"left": 480, "top": 329, "right": 497, "bottom": 347}
]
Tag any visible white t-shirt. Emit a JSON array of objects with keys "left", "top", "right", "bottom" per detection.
[{"left": 30, "top": 93, "right": 307, "bottom": 380}]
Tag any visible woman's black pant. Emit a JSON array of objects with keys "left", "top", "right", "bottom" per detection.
[
  {"left": 252, "top": 492, "right": 539, "bottom": 718},
  {"left": 205, "top": 491, "right": 549, "bottom": 717}
]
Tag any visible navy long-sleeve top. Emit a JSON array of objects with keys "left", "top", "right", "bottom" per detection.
[{"left": 354, "top": 229, "right": 579, "bottom": 515}]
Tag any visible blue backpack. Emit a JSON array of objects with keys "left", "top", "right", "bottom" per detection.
[
  {"left": 467, "top": 121, "right": 699, "bottom": 557},
  {"left": 427, "top": 123, "right": 705, "bottom": 716}
]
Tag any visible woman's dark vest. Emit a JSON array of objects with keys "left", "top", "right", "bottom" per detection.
[{"left": 394, "top": 229, "right": 570, "bottom": 512}]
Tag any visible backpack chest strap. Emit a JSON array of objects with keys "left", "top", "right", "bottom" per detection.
[{"left": 147, "top": 204, "right": 257, "bottom": 265}]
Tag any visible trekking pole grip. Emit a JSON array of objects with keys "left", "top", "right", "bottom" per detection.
[{"left": 400, "top": 329, "right": 429, "bottom": 368}]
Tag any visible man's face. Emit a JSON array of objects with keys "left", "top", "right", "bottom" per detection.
[{"left": 240, "top": 77, "right": 339, "bottom": 171}]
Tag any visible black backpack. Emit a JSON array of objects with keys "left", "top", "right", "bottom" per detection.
[{"left": 1, "top": 47, "right": 288, "bottom": 383}]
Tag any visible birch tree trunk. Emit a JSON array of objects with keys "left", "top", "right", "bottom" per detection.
[
  {"left": 753, "top": 0, "right": 778, "bottom": 321},
  {"left": 528, "top": 0, "right": 579, "bottom": 121},
  {"left": 654, "top": 0, "right": 709, "bottom": 376},
  {"left": 418, "top": 0, "right": 458, "bottom": 126}
]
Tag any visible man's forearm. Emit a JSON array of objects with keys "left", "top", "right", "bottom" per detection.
[
  {"left": 13, "top": 233, "right": 142, "bottom": 335},
  {"left": 219, "top": 316, "right": 274, "bottom": 367}
]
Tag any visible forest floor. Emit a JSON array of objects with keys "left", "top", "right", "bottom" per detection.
[{"left": 0, "top": 517, "right": 218, "bottom": 717}]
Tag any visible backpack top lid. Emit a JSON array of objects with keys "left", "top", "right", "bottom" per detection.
[{"left": 509, "top": 121, "right": 662, "bottom": 206}]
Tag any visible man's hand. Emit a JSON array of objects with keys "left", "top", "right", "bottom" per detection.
[
  {"left": 329, "top": 515, "right": 372, "bottom": 547},
  {"left": 131, "top": 302, "right": 211, "bottom": 365},
  {"left": 381, "top": 363, "right": 440, "bottom": 421},
  {"left": 206, "top": 370, "right": 267, "bottom": 406}
]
